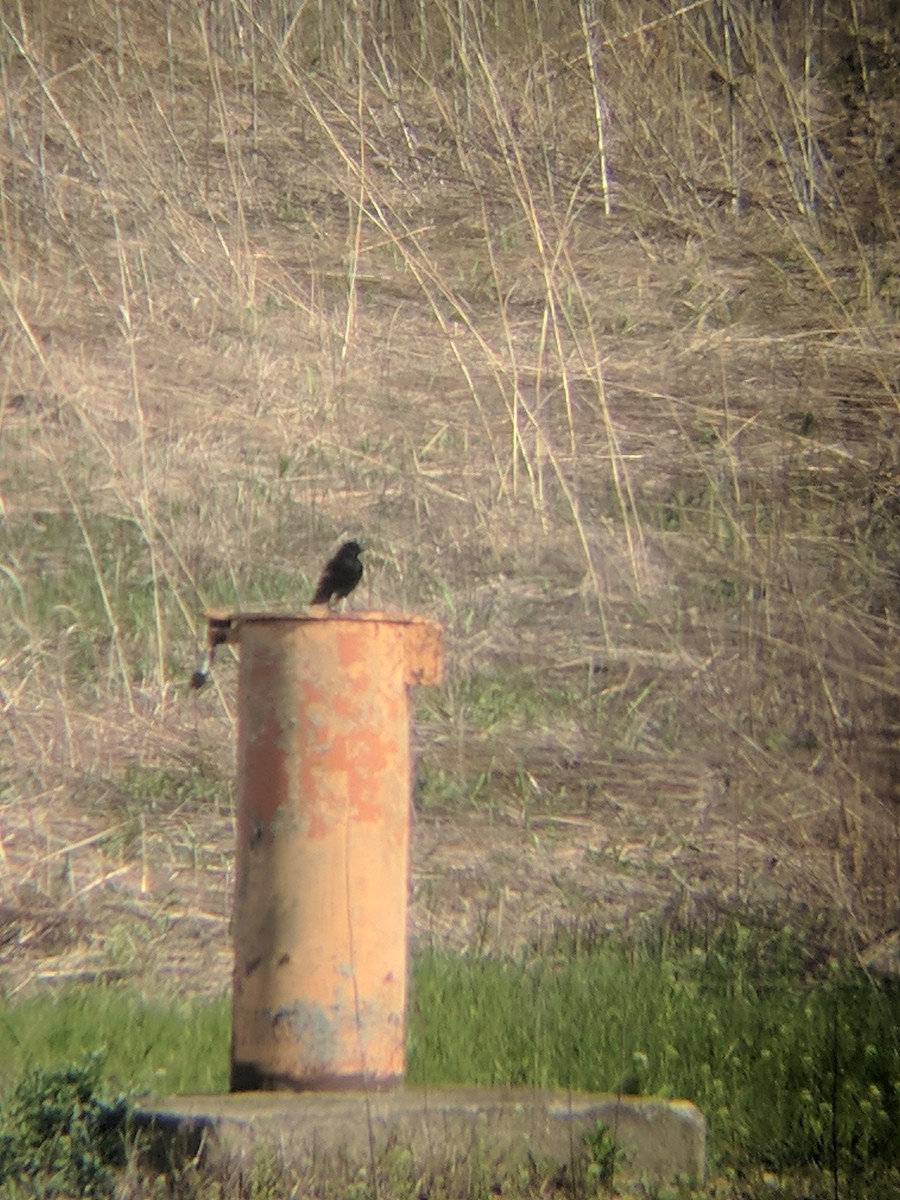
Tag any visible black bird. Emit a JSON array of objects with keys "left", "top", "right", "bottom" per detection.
[{"left": 312, "top": 540, "right": 364, "bottom": 607}]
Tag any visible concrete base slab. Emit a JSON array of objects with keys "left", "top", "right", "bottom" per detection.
[{"left": 135, "top": 1087, "right": 705, "bottom": 1187}]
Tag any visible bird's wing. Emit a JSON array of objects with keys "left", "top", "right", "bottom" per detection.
[{"left": 311, "top": 567, "right": 334, "bottom": 605}]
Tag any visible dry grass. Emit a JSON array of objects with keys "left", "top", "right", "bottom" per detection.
[{"left": 0, "top": 0, "right": 898, "bottom": 996}]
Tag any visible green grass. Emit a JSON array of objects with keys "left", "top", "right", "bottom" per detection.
[
  {"left": 421, "top": 668, "right": 583, "bottom": 736},
  {"left": 408, "top": 929, "right": 900, "bottom": 1178},
  {"left": 0, "top": 989, "right": 229, "bottom": 1099},
  {"left": 2, "top": 927, "right": 897, "bottom": 1187},
  {"left": 0, "top": 508, "right": 157, "bottom": 669},
  {"left": 115, "top": 764, "right": 232, "bottom": 817}
]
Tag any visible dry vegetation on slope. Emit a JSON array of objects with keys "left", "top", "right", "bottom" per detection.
[{"left": 0, "top": 0, "right": 898, "bottom": 994}]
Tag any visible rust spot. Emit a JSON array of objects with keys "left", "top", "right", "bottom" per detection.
[{"left": 230, "top": 614, "right": 442, "bottom": 1087}]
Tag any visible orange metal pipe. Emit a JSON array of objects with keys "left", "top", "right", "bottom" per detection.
[{"left": 216, "top": 611, "right": 441, "bottom": 1092}]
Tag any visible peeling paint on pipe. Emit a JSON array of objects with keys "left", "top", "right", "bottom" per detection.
[{"left": 211, "top": 611, "right": 442, "bottom": 1092}]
